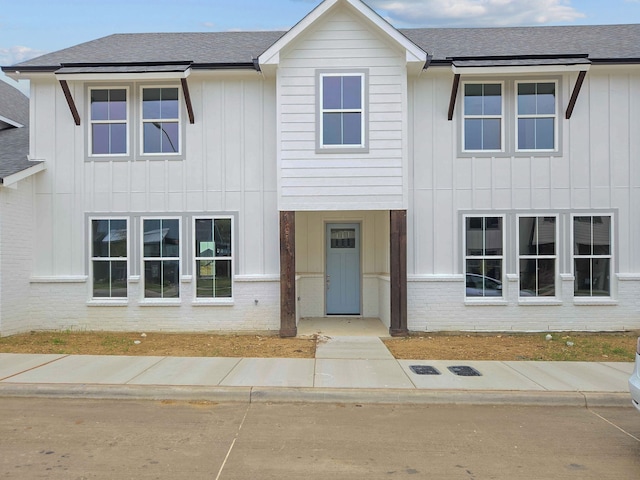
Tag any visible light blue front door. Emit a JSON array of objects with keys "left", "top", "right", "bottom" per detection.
[{"left": 326, "top": 223, "right": 361, "bottom": 315}]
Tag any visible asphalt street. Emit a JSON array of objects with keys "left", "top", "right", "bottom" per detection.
[{"left": 1, "top": 398, "right": 639, "bottom": 479}]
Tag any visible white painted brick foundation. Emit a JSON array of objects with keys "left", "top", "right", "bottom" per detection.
[{"left": 408, "top": 275, "right": 640, "bottom": 332}]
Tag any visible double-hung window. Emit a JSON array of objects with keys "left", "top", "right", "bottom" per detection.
[
  {"left": 91, "top": 219, "right": 128, "bottom": 298},
  {"left": 194, "top": 217, "right": 233, "bottom": 299},
  {"left": 90, "top": 88, "right": 127, "bottom": 155},
  {"left": 518, "top": 216, "right": 557, "bottom": 297},
  {"left": 319, "top": 72, "right": 365, "bottom": 149},
  {"left": 465, "top": 216, "right": 504, "bottom": 297},
  {"left": 463, "top": 83, "right": 503, "bottom": 152},
  {"left": 516, "top": 82, "right": 557, "bottom": 151},
  {"left": 143, "top": 218, "right": 180, "bottom": 298},
  {"left": 142, "top": 87, "right": 180, "bottom": 154},
  {"left": 573, "top": 216, "right": 612, "bottom": 297}
]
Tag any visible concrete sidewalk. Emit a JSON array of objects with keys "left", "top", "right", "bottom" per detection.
[{"left": 0, "top": 336, "right": 634, "bottom": 407}]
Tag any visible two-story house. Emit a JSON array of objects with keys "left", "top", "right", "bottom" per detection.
[{"left": 2, "top": 0, "right": 640, "bottom": 336}]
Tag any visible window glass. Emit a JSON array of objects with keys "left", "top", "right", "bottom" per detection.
[
  {"left": 90, "top": 88, "right": 127, "bottom": 155},
  {"left": 195, "top": 218, "right": 233, "bottom": 299},
  {"left": 320, "top": 74, "right": 364, "bottom": 148},
  {"left": 143, "top": 219, "right": 180, "bottom": 298},
  {"left": 573, "top": 216, "right": 611, "bottom": 296},
  {"left": 517, "top": 82, "right": 556, "bottom": 151},
  {"left": 519, "top": 216, "right": 556, "bottom": 297},
  {"left": 463, "top": 84, "right": 502, "bottom": 151},
  {"left": 465, "top": 217, "right": 503, "bottom": 297},
  {"left": 142, "top": 87, "right": 180, "bottom": 154},
  {"left": 91, "top": 219, "right": 127, "bottom": 298}
]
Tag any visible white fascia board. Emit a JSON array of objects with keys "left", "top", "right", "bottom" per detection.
[
  {"left": 1, "top": 162, "right": 45, "bottom": 188},
  {"left": 0, "top": 114, "right": 23, "bottom": 128},
  {"left": 452, "top": 64, "right": 591, "bottom": 75},
  {"left": 259, "top": 0, "right": 339, "bottom": 66},
  {"left": 259, "top": 0, "right": 426, "bottom": 67},
  {"left": 55, "top": 69, "right": 192, "bottom": 82}
]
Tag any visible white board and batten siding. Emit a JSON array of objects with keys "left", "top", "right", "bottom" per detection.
[
  {"left": 18, "top": 72, "right": 285, "bottom": 333},
  {"left": 405, "top": 65, "right": 640, "bottom": 331},
  {"left": 277, "top": 8, "right": 408, "bottom": 211}
]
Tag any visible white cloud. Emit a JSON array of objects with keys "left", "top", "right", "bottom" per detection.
[
  {"left": 0, "top": 45, "right": 46, "bottom": 66},
  {"left": 373, "top": 0, "right": 585, "bottom": 26}
]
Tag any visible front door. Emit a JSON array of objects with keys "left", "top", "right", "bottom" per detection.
[{"left": 326, "top": 223, "right": 361, "bottom": 315}]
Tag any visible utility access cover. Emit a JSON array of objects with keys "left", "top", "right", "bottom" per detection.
[
  {"left": 447, "top": 366, "right": 482, "bottom": 377},
  {"left": 409, "top": 365, "right": 441, "bottom": 375}
]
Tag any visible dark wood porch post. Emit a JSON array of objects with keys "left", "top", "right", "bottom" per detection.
[
  {"left": 279, "top": 211, "right": 297, "bottom": 337},
  {"left": 390, "top": 210, "right": 408, "bottom": 336}
]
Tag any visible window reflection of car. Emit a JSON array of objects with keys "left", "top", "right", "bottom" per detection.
[{"left": 466, "top": 274, "right": 534, "bottom": 297}]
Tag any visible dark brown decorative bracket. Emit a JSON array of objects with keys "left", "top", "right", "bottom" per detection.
[
  {"left": 181, "top": 78, "right": 195, "bottom": 124},
  {"left": 448, "top": 73, "right": 461, "bottom": 121},
  {"left": 59, "top": 80, "right": 81, "bottom": 126},
  {"left": 566, "top": 70, "right": 587, "bottom": 119}
]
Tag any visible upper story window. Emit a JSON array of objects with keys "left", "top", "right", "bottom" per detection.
[
  {"left": 318, "top": 72, "right": 366, "bottom": 151},
  {"left": 516, "top": 82, "right": 557, "bottom": 151},
  {"left": 91, "top": 218, "right": 128, "bottom": 298},
  {"left": 459, "top": 78, "right": 561, "bottom": 156},
  {"left": 142, "top": 87, "right": 180, "bottom": 155},
  {"left": 90, "top": 88, "right": 128, "bottom": 156},
  {"left": 573, "top": 215, "right": 611, "bottom": 297},
  {"left": 463, "top": 83, "right": 503, "bottom": 152},
  {"left": 464, "top": 216, "right": 504, "bottom": 297}
]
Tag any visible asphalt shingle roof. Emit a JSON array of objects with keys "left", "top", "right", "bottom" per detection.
[
  {"left": 0, "top": 81, "right": 41, "bottom": 182},
  {"left": 4, "top": 24, "right": 639, "bottom": 72}
]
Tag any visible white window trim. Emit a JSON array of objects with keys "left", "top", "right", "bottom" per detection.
[
  {"left": 463, "top": 214, "right": 506, "bottom": 301},
  {"left": 192, "top": 216, "right": 234, "bottom": 303},
  {"left": 88, "top": 216, "right": 129, "bottom": 302},
  {"left": 141, "top": 216, "right": 182, "bottom": 301},
  {"left": 516, "top": 214, "right": 559, "bottom": 302},
  {"left": 318, "top": 71, "right": 367, "bottom": 151},
  {"left": 139, "top": 85, "right": 182, "bottom": 156},
  {"left": 571, "top": 214, "right": 614, "bottom": 299},
  {"left": 461, "top": 81, "right": 505, "bottom": 154},
  {"left": 88, "top": 87, "right": 130, "bottom": 157},
  {"left": 515, "top": 80, "right": 559, "bottom": 153}
]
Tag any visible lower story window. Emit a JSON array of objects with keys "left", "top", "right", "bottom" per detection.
[
  {"left": 465, "top": 216, "right": 503, "bottom": 297},
  {"left": 143, "top": 218, "right": 180, "bottom": 298},
  {"left": 195, "top": 217, "right": 233, "bottom": 299},
  {"left": 91, "top": 219, "right": 128, "bottom": 298},
  {"left": 574, "top": 216, "right": 611, "bottom": 297},
  {"left": 519, "top": 216, "right": 557, "bottom": 297}
]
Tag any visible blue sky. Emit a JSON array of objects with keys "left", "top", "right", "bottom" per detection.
[{"left": 1, "top": 0, "right": 639, "bottom": 88}]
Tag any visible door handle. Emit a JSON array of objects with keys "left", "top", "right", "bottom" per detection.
[{"left": 326, "top": 274, "right": 330, "bottom": 290}]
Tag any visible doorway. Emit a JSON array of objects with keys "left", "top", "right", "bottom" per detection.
[{"left": 325, "top": 223, "right": 361, "bottom": 315}]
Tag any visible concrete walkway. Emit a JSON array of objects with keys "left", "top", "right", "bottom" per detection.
[{"left": 0, "top": 336, "right": 634, "bottom": 407}]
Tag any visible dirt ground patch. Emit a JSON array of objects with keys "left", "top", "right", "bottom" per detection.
[
  {"left": 0, "top": 330, "right": 638, "bottom": 361},
  {"left": 0, "top": 332, "right": 316, "bottom": 358},
  {"left": 383, "top": 331, "right": 639, "bottom": 362}
]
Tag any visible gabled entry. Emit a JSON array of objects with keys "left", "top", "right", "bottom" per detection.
[{"left": 326, "top": 223, "right": 361, "bottom": 314}]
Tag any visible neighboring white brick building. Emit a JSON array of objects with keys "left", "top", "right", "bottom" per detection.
[{"left": 2, "top": 0, "right": 640, "bottom": 335}]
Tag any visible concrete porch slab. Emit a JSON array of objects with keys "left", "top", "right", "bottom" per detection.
[{"left": 298, "top": 317, "right": 389, "bottom": 337}]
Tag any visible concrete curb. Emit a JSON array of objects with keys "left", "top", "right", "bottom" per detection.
[
  {"left": 0, "top": 384, "right": 632, "bottom": 407},
  {"left": 0, "top": 384, "right": 252, "bottom": 402}
]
